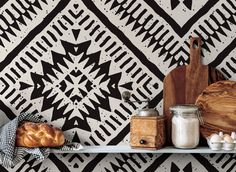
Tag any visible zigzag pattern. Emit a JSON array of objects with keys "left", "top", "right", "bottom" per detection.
[
  {"left": 104, "top": 0, "right": 179, "bottom": 66},
  {"left": 0, "top": 0, "right": 49, "bottom": 47},
  {"left": 189, "top": 0, "right": 236, "bottom": 55},
  {"left": 13, "top": 154, "right": 47, "bottom": 172},
  {"left": 97, "top": 0, "right": 236, "bottom": 70}
]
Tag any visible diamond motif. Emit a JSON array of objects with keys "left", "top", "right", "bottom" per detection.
[
  {"left": 23, "top": 39, "right": 122, "bottom": 131},
  {"left": 58, "top": 65, "right": 93, "bottom": 104}
]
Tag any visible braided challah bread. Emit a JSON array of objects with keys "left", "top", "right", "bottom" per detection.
[{"left": 16, "top": 122, "right": 65, "bottom": 147}]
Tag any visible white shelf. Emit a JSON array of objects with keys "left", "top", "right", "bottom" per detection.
[{"left": 50, "top": 145, "right": 236, "bottom": 154}]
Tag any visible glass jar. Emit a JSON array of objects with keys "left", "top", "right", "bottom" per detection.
[{"left": 170, "top": 105, "right": 200, "bottom": 149}]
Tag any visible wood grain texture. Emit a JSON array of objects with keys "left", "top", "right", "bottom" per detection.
[
  {"left": 196, "top": 80, "right": 236, "bottom": 138},
  {"left": 163, "top": 37, "right": 226, "bottom": 145},
  {"left": 130, "top": 116, "right": 165, "bottom": 149}
]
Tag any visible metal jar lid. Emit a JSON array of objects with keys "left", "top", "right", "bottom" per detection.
[
  {"left": 138, "top": 108, "right": 161, "bottom": 117},
  {"left": 170, "top": 104, "right": 199, "bottom": 118}
]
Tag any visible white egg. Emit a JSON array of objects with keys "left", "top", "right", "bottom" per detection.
[
  {"left": 219, "top": 132, "right": 224, "bottom": 138},
  {"left": 224, "top": 134, "right": 234, "bottom": 143},
  {"left": 210, "top": 134, "right": 222, "bottom": 142},
  {"left": 231, "top": 132, "right": 236, "bottom": 140}
]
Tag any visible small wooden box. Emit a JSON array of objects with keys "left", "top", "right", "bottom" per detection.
[{"left": 130, "top": 116, "right": 165, "bottom": 149}]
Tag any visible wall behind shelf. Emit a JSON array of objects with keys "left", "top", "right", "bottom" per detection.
[{"left": 0, "top": 0, "right": 235, "bottom": 171}]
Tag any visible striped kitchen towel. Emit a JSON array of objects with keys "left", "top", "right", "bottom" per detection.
[
  {"left": 51, "top": 141, "right": 83, "bottom": 152},
  {"left": 0, "top": 113, "right": 82, "bottom": 168},
  {"left": 0, "top": 113, "right": 52, "bottom": 168},
  {"left": 0, "top": 113, "right": 50, "bottom": 168}
]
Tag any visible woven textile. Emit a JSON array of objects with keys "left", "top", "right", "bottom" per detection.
[{"left": 0, "top": 113, "right": 49, "bottom": 168}]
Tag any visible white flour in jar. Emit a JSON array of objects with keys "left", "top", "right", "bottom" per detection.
[{"left": 172, "top": 115, "right": 199, "bottom": 148}]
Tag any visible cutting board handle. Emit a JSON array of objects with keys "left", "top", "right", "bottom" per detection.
[{"left": 190, "top": 37, "right": 201, "bottom": 67}]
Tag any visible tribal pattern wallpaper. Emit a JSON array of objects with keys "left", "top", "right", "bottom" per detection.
[{"left": 0, "top": 0, "right": 235, "bottom": 171}]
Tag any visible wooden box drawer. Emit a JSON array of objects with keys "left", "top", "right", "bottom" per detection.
[
  {"left": 130, "top": 116, "right": 165, "bottom": 149},
  {"left": 130, "top": 134, "right": 156, "bottom": 148}
]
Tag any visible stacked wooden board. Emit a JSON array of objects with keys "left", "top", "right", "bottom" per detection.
[
  {"left": 196, "top": 80, "right": 236, "bottom": 138},
  {"left": 163, "top": 37, "right": 226, "bottom": 145}
]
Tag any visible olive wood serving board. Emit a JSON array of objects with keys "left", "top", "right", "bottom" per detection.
[
  {"left": 196, "top": 80, "right": 236, "bottom": 138},
  {"left": 163, "top": 37, "right": 226, "bottom": 145}
]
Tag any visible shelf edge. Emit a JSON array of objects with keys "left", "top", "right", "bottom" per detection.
[{"left": 50, "top": 146, "right": 236, "bottom": 154}]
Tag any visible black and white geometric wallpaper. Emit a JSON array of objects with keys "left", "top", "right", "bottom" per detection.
[{"left": 0, "top": 0, "right": 235, "bottom": 171}]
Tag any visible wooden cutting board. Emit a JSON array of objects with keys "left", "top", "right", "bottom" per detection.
[
  {"left": 163, "top": 37, "right": 226, "bottom": 145},
  {"left": 196, "top": 80, "right": 236, "bottom": 138}
]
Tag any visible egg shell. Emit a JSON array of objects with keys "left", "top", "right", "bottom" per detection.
[
  {"left": 219, "top": 132, "right": 224, "bottom": 138},
  {"left": 231, "top": 132, "right": 236, "bottom": 140},
  {"left": 224, "top": 135, "right": 234, "bottom": 143},
  {"left": 210, "top": 134, "right": 222, "bottom": 142}
]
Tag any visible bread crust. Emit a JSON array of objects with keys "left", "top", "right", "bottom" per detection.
[{"left": 15, "top": 122, "right": 65, "bottom": 148}]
